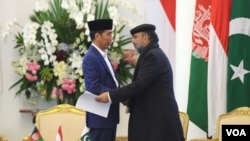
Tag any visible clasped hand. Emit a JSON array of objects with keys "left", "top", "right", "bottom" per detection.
[{"left": 95, "top": 92, "right": 109, "bottom": 103}]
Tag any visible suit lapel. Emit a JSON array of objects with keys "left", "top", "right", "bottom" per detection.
[
  {"left": 89, "top": 46, "right": 119, "bottom": 87},
  {"left": 90, "top": 46, "right": 111, "bottom": 74}
]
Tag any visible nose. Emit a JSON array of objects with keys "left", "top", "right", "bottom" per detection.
[{"left": 131, "top": 38, "right": 135, "bottom": 44}]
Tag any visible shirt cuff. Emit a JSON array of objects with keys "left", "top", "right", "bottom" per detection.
[{"left": 107, "top": 92, "right": 112, "bottom": 103}]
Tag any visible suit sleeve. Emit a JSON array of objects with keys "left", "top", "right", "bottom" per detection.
[
  {"left": 83, "top": 55, "right": 111, "bottom": 94},
  {"left": 109, "top": 50, "right": 161, "bottom": 103}
]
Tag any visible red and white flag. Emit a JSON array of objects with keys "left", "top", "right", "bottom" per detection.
[
  {"left": 56, "top": 125, "right": 63, "bottom": 141},
  {"left": 207, "top": 0, "right": 231, "bottom": 136},
  {"left": 145, "top": 0, "right": 176, "bottom": 74}
]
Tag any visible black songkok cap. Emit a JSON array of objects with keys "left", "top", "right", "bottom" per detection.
[
  {"left": 87, "top": 19, "right": 113, "bottom": 31},
  {"left": 130, "top": 24, "right": 156, "bottom": 35}
]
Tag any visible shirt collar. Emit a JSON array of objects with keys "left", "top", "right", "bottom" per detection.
[{"left": 92, "top": 43, "right": 108, "bottom": 58}]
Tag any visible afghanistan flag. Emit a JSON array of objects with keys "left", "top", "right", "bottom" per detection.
[
  {"left": 187, "top": 0, "right": 211, "bottom": 134},
  {"left": 30, "top": 126, "right": 44, "bottom": 141}
]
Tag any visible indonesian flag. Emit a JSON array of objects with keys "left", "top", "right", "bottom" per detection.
[
  {"left": 56, "top": 125, "right": 63, "bottom": 141},
  {"left": 145, "top": 0, "right": 176, "bottom": 74},
  {"left": 207, "top": 0, "right": 231, "bottom": 136}
]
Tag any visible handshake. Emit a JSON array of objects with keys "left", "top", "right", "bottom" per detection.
[{"left": 95, "top": 92, "right": 109, "bottom": 103}]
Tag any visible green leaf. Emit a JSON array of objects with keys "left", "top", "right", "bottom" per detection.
[
  {"left": 8, "top": 0, "right": 138, "bottom": 103},
  {"left": 9, "top": 78, "right": 24, "bottom": 91}
]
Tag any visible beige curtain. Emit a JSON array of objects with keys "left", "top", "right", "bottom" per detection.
[{"left": 0, "top": 46, "right": 2, "bottom": 95}]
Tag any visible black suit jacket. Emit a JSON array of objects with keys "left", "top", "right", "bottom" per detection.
[{"left": 109, "top": 42, "right": 184, "bottom": 141}]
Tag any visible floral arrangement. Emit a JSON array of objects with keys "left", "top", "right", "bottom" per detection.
[{"left": 2, "top": 0, "right": 138, "bottom": 105}]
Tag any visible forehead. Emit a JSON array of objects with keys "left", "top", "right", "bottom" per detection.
[
  {"left": 103, "top": 29, "right": 113, "bottom": 34},
  {"left": 96, "top": 30, "right": 112, "bottom": 37},
  {"left": 133, "top": 32, "right": 144, "bottom": 37}
]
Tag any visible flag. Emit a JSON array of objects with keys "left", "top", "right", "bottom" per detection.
[
  {"left": 160, "top": 0, "right": 176, "bottom": 30},
  {"left": 227, "top": 0, "right": 250, "bottom": 112},
  {"left": 80, "top": 126, "right": 92, "bottom": 141},
  {"left": 30, "top": 126, "right": 44, "bottom": 141},
  {"left": 207, "top": 0, "right": 231, "bottom": 136},
  {"left": 188, "top": 0, "right": 250, "bottom": 137},
  {"left": 145, "top": 0, "right": 176, "bottom": 74},
  {"left": 56, "top": 125, "right": 63, "bottom": 141},
  {"left": 187, "top": 0, "right": 211, "bottom": 134}
]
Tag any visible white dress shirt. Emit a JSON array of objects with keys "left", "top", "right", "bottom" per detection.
[{"left": 92, "top": 43, "right": 119, "bottom": 87}]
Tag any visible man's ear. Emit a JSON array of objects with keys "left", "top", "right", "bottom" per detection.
[
  {"left": 95, "top": 32, "right": 101, "bottom": 40},
  {"left": 142, "top": 33, "right": 147, "bottom": 40},
  {"left": 144, "top": 34, "right": 149, "bottom": 41}
]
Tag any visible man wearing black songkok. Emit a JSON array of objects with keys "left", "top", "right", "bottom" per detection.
[{"left": 83, "top": 19, "right": 120, "bottom": 141}]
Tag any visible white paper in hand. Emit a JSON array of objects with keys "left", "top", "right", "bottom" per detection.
[{"left": 76, "top": 91, "right": 111, "bottom": 118}]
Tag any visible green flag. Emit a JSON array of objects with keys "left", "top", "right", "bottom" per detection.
[
  {"left": 80, "top": 126, "right": 92, "bottom": 141},
  {"left": 227, "top": 0, "right": 250, "bottom": 112}
]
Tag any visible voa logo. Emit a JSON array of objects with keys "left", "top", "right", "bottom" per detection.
[{"left": 226, "top": 129, "right": 246, "bottom": 136}]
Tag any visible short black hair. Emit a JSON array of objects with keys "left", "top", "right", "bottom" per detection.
[
  {"left": 89, "top": 30, "right": 105, "bottom": 40},
  {"left": 145, "top": 31, "right": 159, "bottom": 42}
]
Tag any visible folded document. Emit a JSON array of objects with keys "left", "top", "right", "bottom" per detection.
[{"left": 75, "top": 91, "right": 111, "bottom": 118}]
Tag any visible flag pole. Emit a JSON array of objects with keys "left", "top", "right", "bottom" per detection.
[{"left": 207, "top": 133, "right": 212, "bottom": 139}]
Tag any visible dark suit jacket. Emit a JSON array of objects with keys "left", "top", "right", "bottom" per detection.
[
  {"left": 83, "top": 45, "right": 119, "bottom": 128},
  {"left": 109, "top": 42, "right": 184, "bottom": 141}
]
